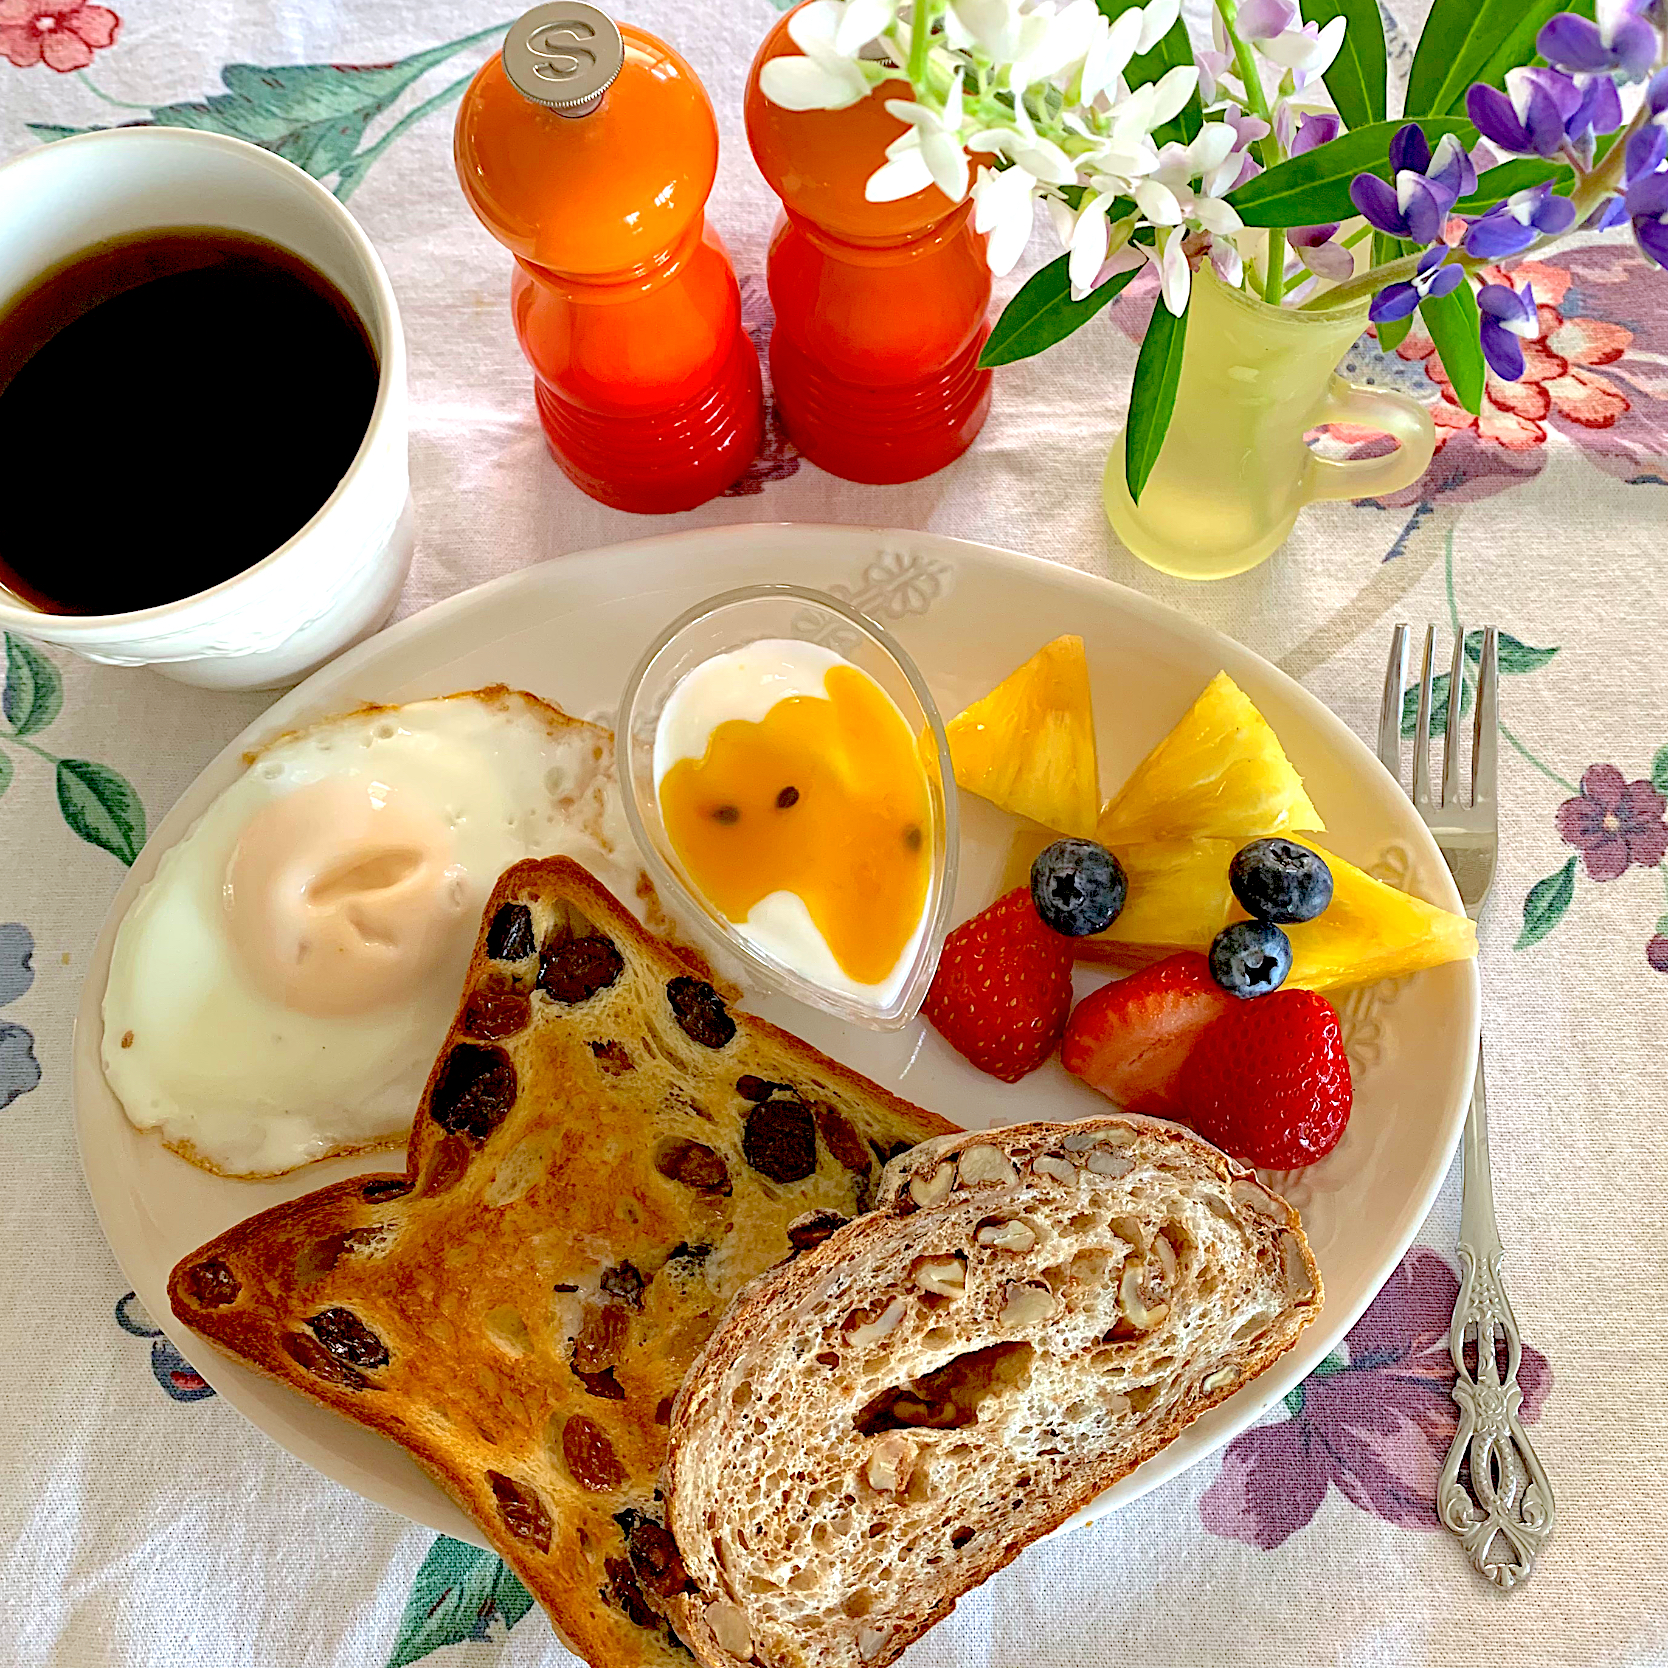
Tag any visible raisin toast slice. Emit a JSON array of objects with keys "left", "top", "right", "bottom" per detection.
[
  {"left": 664, "top": 1118, "right": 1322, "bottom": 1668},
  {"left": 168, "top": 857, "right": 959, "bottom": 1668}
]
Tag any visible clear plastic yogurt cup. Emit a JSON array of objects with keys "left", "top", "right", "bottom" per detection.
[{"left": 617, "top": 584, "right": 958, "bottom": 1031}]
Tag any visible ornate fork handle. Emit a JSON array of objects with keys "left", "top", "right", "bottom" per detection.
[{"left": 1437, "top": 1049, "right": 1555, "bottom": 1587}]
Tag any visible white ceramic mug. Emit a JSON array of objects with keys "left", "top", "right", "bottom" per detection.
[{"left": 0, "top": 127, "right": 413, "bottom": 690}]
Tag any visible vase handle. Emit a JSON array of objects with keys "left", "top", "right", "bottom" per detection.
[{"left": 1305, "top": 377, "right": 1437, "bottom": 503}]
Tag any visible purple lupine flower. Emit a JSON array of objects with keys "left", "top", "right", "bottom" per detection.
[
  {"left": 1369, "top": 245, "right": 1463, "bottom": 323},
  {"left": 1467, "top": 67, "right": 1584, "bottom": 156},
  {"left": 1350, "top": 125, "right": 1472, "bottom": 243},
  {"left": 1629, "top": 121, "right": 1668, "bottom": 182},
  {"left": 1584, "top": 192, "right": 1631, "bottom": 229},
  {"left": 1651, "top": 67, "right": 1668, "bottom": 115},
  {"left": 1464, "top": 181, "right": 1578, "bottom": 257},
  {"left": 1628, "top": 168, "right": 1668, "bottom": 267},
  {"left": 1568, "top": 73, "right": 1624, "bottom": 142},
  {"left": 1477, "top": 279, "right": 1540, "bottom": 379},
  {"left": 1291, "top": 109, "right": 1340, "bottom": 156},
  {"left": 1538, "top": 2, "right": 1658, "bottom": 80}
]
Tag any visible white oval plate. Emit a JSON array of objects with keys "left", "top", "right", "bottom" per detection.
[{"left": 73, "top": 524, "right": 1477, "bottom": 1550}]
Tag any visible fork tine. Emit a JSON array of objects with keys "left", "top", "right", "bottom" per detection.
[
  {"left": 1473, "top": 625, "right": 1499, "bottom": 815},
  {"left": 1378, "top": 623, "right": 1409, "bottom": 778},
  {"left": 1412, "top": 625, "right": 1436, "bottom": 808},
  {"left": 1441, "top": 625, "right": 1467, "bottom": 808}
]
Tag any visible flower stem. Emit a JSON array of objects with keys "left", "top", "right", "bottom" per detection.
[
  {"left": 1499, "top": 723, "right": 1578, "bottom": 795},
  {"left": 1215, "top": 1, "right": 1286, "bottom": 302},
  {"left": 76, "top": 71, "right": 153, "bottom": 110},
  {"left": 908, "top": 0, "right": 935, "bottom": 86}
]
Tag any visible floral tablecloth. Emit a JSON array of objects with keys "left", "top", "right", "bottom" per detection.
[{"left": 2, "top": 1, "right": 1666, "bottom": 1664}]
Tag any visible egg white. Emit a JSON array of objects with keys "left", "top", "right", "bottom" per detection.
[{"left": 102, "top": 690, "right": 644, "bottom": 1177}]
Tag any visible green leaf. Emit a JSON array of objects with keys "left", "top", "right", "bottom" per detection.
[
  {"left": 55, "top": 759, "right": 145, "bottom": 866},
  {"left": 384, "top": 1537, "right": 535, "bottom": 1668},
  {"left": 1225, "top": 118, "right": 1476, "bottom": 227},
  {"left": 1651, "top": 745, "right": 1668, "bottom": 796},
  {"left": 1300, "top": 0, "right": 1386, "bottom": 131},
  {"left": 1376, "top": 314, "right": 1414, "bottom": 352},
  {"left": 1516, "top": 857, "right": 1576, "bottom": 950},
  {"left": 1125, "top": 294, "right": 1189, "bottom": 505},
  {"left": 1406, "top": 0, "right": 1590, "bottom": 118},
  {"left": 28, "top": 28, "right": 501, "bottom": 181},
  {"left": 1400, "top": 666, "right": 1473, "bottom": 738},
  {"left": 1419, "top": 277, "right": 1485, "bottom": 417},
  {"left": 1455, "top": 158, "right": 1568, "bottom": 215},
  {"left": 0, "top": 750, "right": 11, "bottom": 802},
  {"left": 1495, "top": 632, "right": 1559, "bottom": 673},
  {"left": 980, "top": 257, "right": 1141, "bottom": 367},
  {"left": 3, "top": 635, "right": 63, "bottom": 737}
]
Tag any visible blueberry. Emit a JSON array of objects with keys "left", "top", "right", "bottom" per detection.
[
  {"left": 1209, "top": 920, "right": 1293, "bottom": 998},
  {"left": 1229, "top": 837, "right": 1334, "bottom": 924},
  {"left": 1029, "top": 839, "right": 1128, "bottom": 937}
]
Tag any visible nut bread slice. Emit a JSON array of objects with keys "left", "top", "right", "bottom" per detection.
[
  {"left": 168, "top": 857, "right": 959, "bottom": 1668},
  {"left": 665, "top": 1117, "right": 1322, "bottom": 1668}
]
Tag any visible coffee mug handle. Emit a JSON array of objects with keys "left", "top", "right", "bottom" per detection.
[{"left": 1305, "top": 377, "right": 1437, "bottom": 503}]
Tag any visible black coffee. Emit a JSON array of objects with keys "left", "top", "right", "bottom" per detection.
[{"left": 0, "top": 227, "right": 379, "bottom": 615}]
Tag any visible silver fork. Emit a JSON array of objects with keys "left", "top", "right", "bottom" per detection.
[{"left": 1377, "top": 624, "right": 1554, "bottom": 1589}]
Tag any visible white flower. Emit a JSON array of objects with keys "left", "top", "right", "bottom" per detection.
[
  {"left": 1008, "top": 0, "right": 1103, "bottom": 96},
  {"left": 1061, "top": 195, "right": 1140, "bottom": 298},
  {"left": 869, "top": 71, "right": 970, "bottom": 202},
  {"left": 965, "top": 113, "right": 1080, "bottom": 186},
  {"left": 947, "top": 0, "right": 1024, "bottom": 59},
  {"left": 758, "top": 0, "right": 875, "bottom": 110},
  {"left": 1110, "top": 62, "right": 1201, "bottom": 140},
  {"left": 1258, "top": 15, "right": 1346, "bottom": 77},
  {"left": 1153, "top": 224, "right": 1192, "bottom": 314},
  {"left": 835, "top": 0, "right": 897, "bottom": 55},
  {"left": 1131, "top": 127, "right": 1245, "bottom": 234},
  {"left": 1080, "top": 6, "right": 1144, "bottom": 104},
  {"left": 972, "top": 163, "right": 1039, "bottom": 274}
]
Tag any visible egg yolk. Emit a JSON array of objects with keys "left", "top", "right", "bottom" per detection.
[{"left": 658, "top": 664, "right": 931, "bottom": 986}]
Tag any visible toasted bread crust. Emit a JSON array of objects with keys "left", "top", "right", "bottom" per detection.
[
  {"left": 665, "top": 1117, "right": 1321, "bottom": 1668},
  {"left": 169, "top": 858, "right": 958, "bottom": 1668}
]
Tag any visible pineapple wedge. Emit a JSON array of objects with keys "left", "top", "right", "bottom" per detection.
[
  {"left": 944, "top": 634, "right": 1099, "bottom": 837},
  {"left": 1097, "top": 671, "right": 1324, "bottom": 845},
  {"left": 1076, "top": 836, "right": 1476, "bottom": 991}
]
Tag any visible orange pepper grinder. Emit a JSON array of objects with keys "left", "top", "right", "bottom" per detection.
[
  {"left": 744, "top": 6, "right": 993, "bottom": 485},
  {"left": 455, "top": 3, "right": 764, "bottom": 513}
]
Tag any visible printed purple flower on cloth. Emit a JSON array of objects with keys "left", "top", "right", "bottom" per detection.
[
  {"left": 1351, "top": 125, "right": 1476, "bottom": 245},
  {"left": 115, "top": 1291, "right": 215, "bottom": 1403},
  {"left": 1467, "top": 67, "right": 1592, "bottom": 158},
  {"left": 1465, "top": 181, "right": 1578, "bottom": 259},
  {"left": 1370, "top": 246, "right": 1462, "bottom": 324},
  {"left": 1200, "top": 1249, "right": 1551, "bottom": 1548},
  {"left": 1538, "top": 0, "right": 1659, "bottom": 80},
  {"left": 1628, "top": 168, "right": 1668, "bottom": 269},
  {"left": 1649, "top": 934, "right": 1668, "bottom": 973},
  {"left": 1555, "top": 764, "right": 1668, "bottom": 879},
  {"left": 1477, "top": 279, "right": 1540, "bottom": 379},
  {"left": 0, "top": 923, "right": 40, "bottom": 1114}
]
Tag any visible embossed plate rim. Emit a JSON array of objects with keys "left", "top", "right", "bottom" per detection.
[{"left": 71, "top": 522, "right": 1479, "bottom": 1553}]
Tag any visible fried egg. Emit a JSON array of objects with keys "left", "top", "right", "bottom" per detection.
[{"left": 102, "top": 687, "right": 647, "bottom": 1177}]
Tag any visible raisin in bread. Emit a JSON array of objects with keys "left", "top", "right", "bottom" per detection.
[
  {"left": 664, "top": 1117, "right": 1321, "bottom": 1668},
  {"left": 168, "top": 857, "right": 959, "bottom": 1668}
]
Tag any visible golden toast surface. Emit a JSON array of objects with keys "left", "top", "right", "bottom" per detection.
[{"left": 169, "top": 857, "right": 959, "bottom": 1668}]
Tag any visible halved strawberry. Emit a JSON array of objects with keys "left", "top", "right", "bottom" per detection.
[
  {"left": 1060, "top": 952, "right": 1236, "bottom": 1117},
  {"left": 923, "top": 889, "right": 1074, "bottom": 1082},
  {"left": 1179, "top": 989, "right": 1352, "bottom": 1168}
]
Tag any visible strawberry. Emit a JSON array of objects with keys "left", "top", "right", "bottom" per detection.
[
  {"left": 1059, "top": 952, "right": 1236, "bottom": 1117},
  {"left": 923, "top": 889, "right": 1074, "bottom": 1082},
  {"left": 1179, "top": 989, "right": 1352, "bottom": 1169}
]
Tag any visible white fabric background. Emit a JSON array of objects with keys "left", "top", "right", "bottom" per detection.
[{"left": 2, "top": 0, "right": 1666, "bottom": 1662}]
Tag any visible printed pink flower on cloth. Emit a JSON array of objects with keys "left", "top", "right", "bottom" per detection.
[
  {"left": 0, "top": 0, "right": 119, "bottom": 71},
  {"left": 1555, "top": 764, "right": 1668, "bottom": 880},
  {"left": 1199, "top": 1248, "right": 1551, "bottom": 1549}
]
